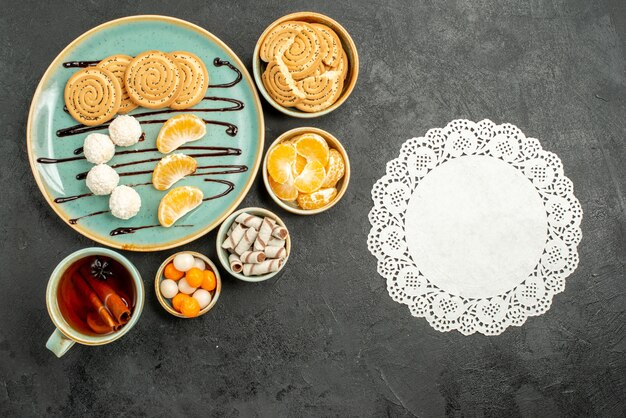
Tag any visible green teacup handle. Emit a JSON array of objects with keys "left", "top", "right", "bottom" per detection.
[{"left": 46, "top": 328, "right": 75, "bottom": 358}]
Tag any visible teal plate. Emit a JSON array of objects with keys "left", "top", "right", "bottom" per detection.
[{"left": 27, "top": 16, "right": 264, "bottom": 251}]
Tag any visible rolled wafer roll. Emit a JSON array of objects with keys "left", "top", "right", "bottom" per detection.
[
  {"left": 267, "top": 238, "right": 286, "bottom": 248},
  {"left": 96, "top": 54, "right": 138, "bottom": 114},
  {"left": 235, "top": 213, "right": 264, "bottom": 229},
  {"left": 240, "top": 251, "right": 266, "bottom": 264},
  {"left": 234, "top": 227, "right": 258, "bottom": 255},
  {"left": 259, "top": 21, "right": 303, "bottom": 62},
  {"left": 243, "top": 259, "right": 283, "bottom": 276},
  {"left": 282, "top": 23, "right": 326, "bottom": 80},
  {"left": 253, "top": 217, "right": 275, "bottom": 251},
  {"left": 264, "top": 245, "right": 287, "bottom": 260},
  {"left": 311, "top": 23, "right": 342, "bottom": 68},
  {"left": 295, "top": 70, "right": 343, "bottom": 113},
  {"left": 221, "top": 223, "right": 247, "bottom": 249},
  {"left": 262, "top": 59, "right": 305, "bottom": 107},
  {"left": 64, "top": 67, "right": 122, "bottom": 126},
  {"left": 124, "top": 50, "right": 182, "bottom": 109},
  {"left": 271, "top": 224, "right": 289, "bottom": 240},
  {"left": 229, "top": 254, "right": 243, "bottom": 273},
  {"left": 169, "top": 51, "right": 209, "bottom": 110}
]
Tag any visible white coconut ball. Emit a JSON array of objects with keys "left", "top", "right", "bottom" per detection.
[
  {"left": 173, "top": 253, "right": 195, "bottom": 272},
  {"left": 109, "top": 115, "right": 142, "bottom": 147},
  {"left": 192, "top": 258, "right": 206, "bottom": 271},
  {"left": 83, "top": 133, "right": 115, "bottom": 164},
  {"left": 86, "top": 164, "right": 119, "bottom": 195},
  {"left": 109, "top": 185, "right": 141, "bottom": 220},
  {"left": 192, "top": 289, "right": 212, "bottom": 309},
  {"left": 178, "top": 277, "right": 197, "bottom": 295},
  {"left": 160, "top": 279, "right": 178, "bottom": 299}
]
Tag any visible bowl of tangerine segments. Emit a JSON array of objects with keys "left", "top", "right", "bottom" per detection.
[
  {"left": 263, "top": 127, "right": 350, "bottom": 214},
  {"left": 155, "top": 251, "right": 221, "bottom": 318}
]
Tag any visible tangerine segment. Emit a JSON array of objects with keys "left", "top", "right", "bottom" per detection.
[
  {"left": 322, "top": 149, "right": 346, "bottom": 188},
  {"left": 158, "top": 186, "right": 204, "bottom": 227},
  {"left": 267, "top": 143, "right": 297, "bottom": 184},
  {"left": 294, "top": 160, "right": 326, "bottom": 193},
  {"left": 157, "top": 114, "right": 206, "bottom": 154},
  {"left": 269, "top": 175, "right": 298, "bottom": 201},
  {"left": 293, "top": 133, "right": 329, "bottom": 165},
  {"left": 297, "top": 187, "right": 338, "bottom": 210},
  {"left": 293, "top": 154, "right": 307, "bottom": 176},
  {"left": 172, "top": 293, "right": 189, "bottom": 311},
  {"left": 180, "top": 296, "right": 201, "bottom": 318},
  {"left": 152, "top": 153, "right": 198, "bottom": 191}
]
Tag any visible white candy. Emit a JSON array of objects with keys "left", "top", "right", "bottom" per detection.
[
  {"left": 160, "top": 279, "right": 178, "bottom": 299},
  {"left": 109, "top": 115, "right": 142, "bottom": 147},
  {"left": 109, "top": 185, "right": 141, "bottom": 219},
  {"left": 86, "top": 164, "right": 119, "bottom": 195},
  {"left": 83, "top": 133, "right": 115, "bottom": 164},
  {"left": 192, "top": 258, "right": 206, "bottom": 271},
  {"left": 178, "top": 277, "right": 197, "bottom": 294},
  {"left": 173, "top": 253, "right": 195, "bottom": 272},
  {"left": 192, "top": 289, "right": 212, "bottom": 309}
]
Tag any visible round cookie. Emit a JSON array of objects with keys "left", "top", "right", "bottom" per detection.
[
  {"left": 281, "top": 23, "right": 327, "bottom": 80},
  {"left": 259, "top": 21, "right": 303, "bottom": 63},
  {"left": 96, "top": 54, "right": 138, "bottom": 114},
  {"left": 262, "top": 60, "right": 305, "bottom": 107},
  {"left": 64, "top": 67, "right": 121, "bottom": 126},
  {"left": 311, "top": 23, "right": 343, "bottom": 68},
  {"left": 169, "top": 51, "right": 209, "bottom": 110},
  {"left": 295, "top": 70, "right": 343, "bottom": 113},
  {"left": 124, "top": 50, "right": 182, "bottom": 109}
]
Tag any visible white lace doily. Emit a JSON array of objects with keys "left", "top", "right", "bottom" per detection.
[{"left": 367, "top": 119, "right": 582, "bottom": 335}]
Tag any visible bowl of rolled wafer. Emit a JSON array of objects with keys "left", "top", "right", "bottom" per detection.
[
  {"left": 252, "top": 11, "right": 359, "bottom": 118},
  {"left": 216, "top": 207, "right": 291, "bottom": 282}
]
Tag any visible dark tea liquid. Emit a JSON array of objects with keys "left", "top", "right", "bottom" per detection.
[{"left": 57, "top": 256, "right": 135, "bottom": 336}]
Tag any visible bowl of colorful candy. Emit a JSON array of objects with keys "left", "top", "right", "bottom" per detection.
[{"left": 155, "top": 251, "right": 221, "bottom": 318}]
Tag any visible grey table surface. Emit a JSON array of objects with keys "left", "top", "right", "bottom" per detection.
[{"left": 1, "top": 0, "right": 625, "bottom": 417}]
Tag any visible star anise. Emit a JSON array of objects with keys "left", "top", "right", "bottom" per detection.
[{"left": 90, "top": 258, "right": 113, "bottom": 280}]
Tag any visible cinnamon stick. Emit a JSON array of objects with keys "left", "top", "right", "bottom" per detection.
[
  {"left": 82, "top": 270, "right": 131, "bottom": 324},
  {"left": 72, "top": 274, "right": 117, "bottom": 334}
]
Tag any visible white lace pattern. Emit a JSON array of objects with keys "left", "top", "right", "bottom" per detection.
[{"left": 367, "top": 119, "right": 582, "bottom": 335}]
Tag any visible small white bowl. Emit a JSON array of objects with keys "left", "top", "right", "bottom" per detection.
[
  {"left": 154, "top": 251, "right": 221, "bottom": 318},
  {"left": 216, "top": 207, "right": 291, "bottom": 282},
  {"left": 263, "top": 127, "right": 350, "bottom": 215}
]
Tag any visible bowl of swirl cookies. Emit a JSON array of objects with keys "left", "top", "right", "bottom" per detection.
[{"left": 252, "top": 12, "right": 359, "bottom": 118}]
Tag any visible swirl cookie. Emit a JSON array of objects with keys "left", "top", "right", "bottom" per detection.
[
  {"left": 311, "top": 23, "right": 342, "bottom": 68},
  {"left": 96, "top": 54, "right": 137, "bottom": 114},
  {"left": 64, "top": 67, "right": 122, "bottom": 126},
  {"left": 281, "top": 23, "right": 326, "bottom": 80},
  {"left": 262, "top": 60, "right": 305, "bottom": 107},
  {"left": 294, "top": 71, "right": 343, "bottom": 113},
  {"left": 170, "top": 51, "right": 209, "bottom": 110},
  {"left": 124, "top": 50, "right": 182, "bottom": 109},
  {"left": 260, "top": 20, "right": 349, "bottom": 113}
]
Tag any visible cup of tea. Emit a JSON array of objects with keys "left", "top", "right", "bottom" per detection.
[{"left": 45, "top": 247, "right": 144, "bottom": 357}]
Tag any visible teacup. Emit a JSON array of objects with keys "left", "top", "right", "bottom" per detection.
[{"left": 45, "top": 247, "right": 144, "bottom": 357}]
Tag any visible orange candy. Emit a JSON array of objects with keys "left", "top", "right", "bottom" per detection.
[
  {"left": 164, "top": 263, "right": 184, "bottom": 281},
  {"left": 180, "top": 296, "right": 201, "bottom": 318},
  {"left": 201, "top": 270, "right": 217, "bottom": 291},
  {"left": 172, "top": 293, "right": 189, "bottom": 311},
  {"left": 185, "top": 267, "right": 204, "bottom": 287}
]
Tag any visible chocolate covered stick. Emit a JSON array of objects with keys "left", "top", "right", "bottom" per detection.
[
  {"left": 243, "top": 259, "right": 283, "bottom": 276},
  {"left": 235, "top": 213, "right": 263, "bottom": 229},
  {"left": 271, "top": 225, "right": 288, "bottom": 239},
  {"left": 240, "top": 251, "right": 266, "bottom": 264},
  {"left": 264, "top": 245, "right": 287, "bottom": 260},
  {"left": 221, "top": 223, "right": 246, "bottom": 250},
  {"left": 229, "top": 254, "right": 243, "bottom": 273},
  {"left": 253, "top": 217, "right": 275, "bottom": 251},
  {"left": 234, "top": 227, "right": 258, "bottom": 255},
  {"left": 267, "top": 238, "right": 286, "bottom": 248}
]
